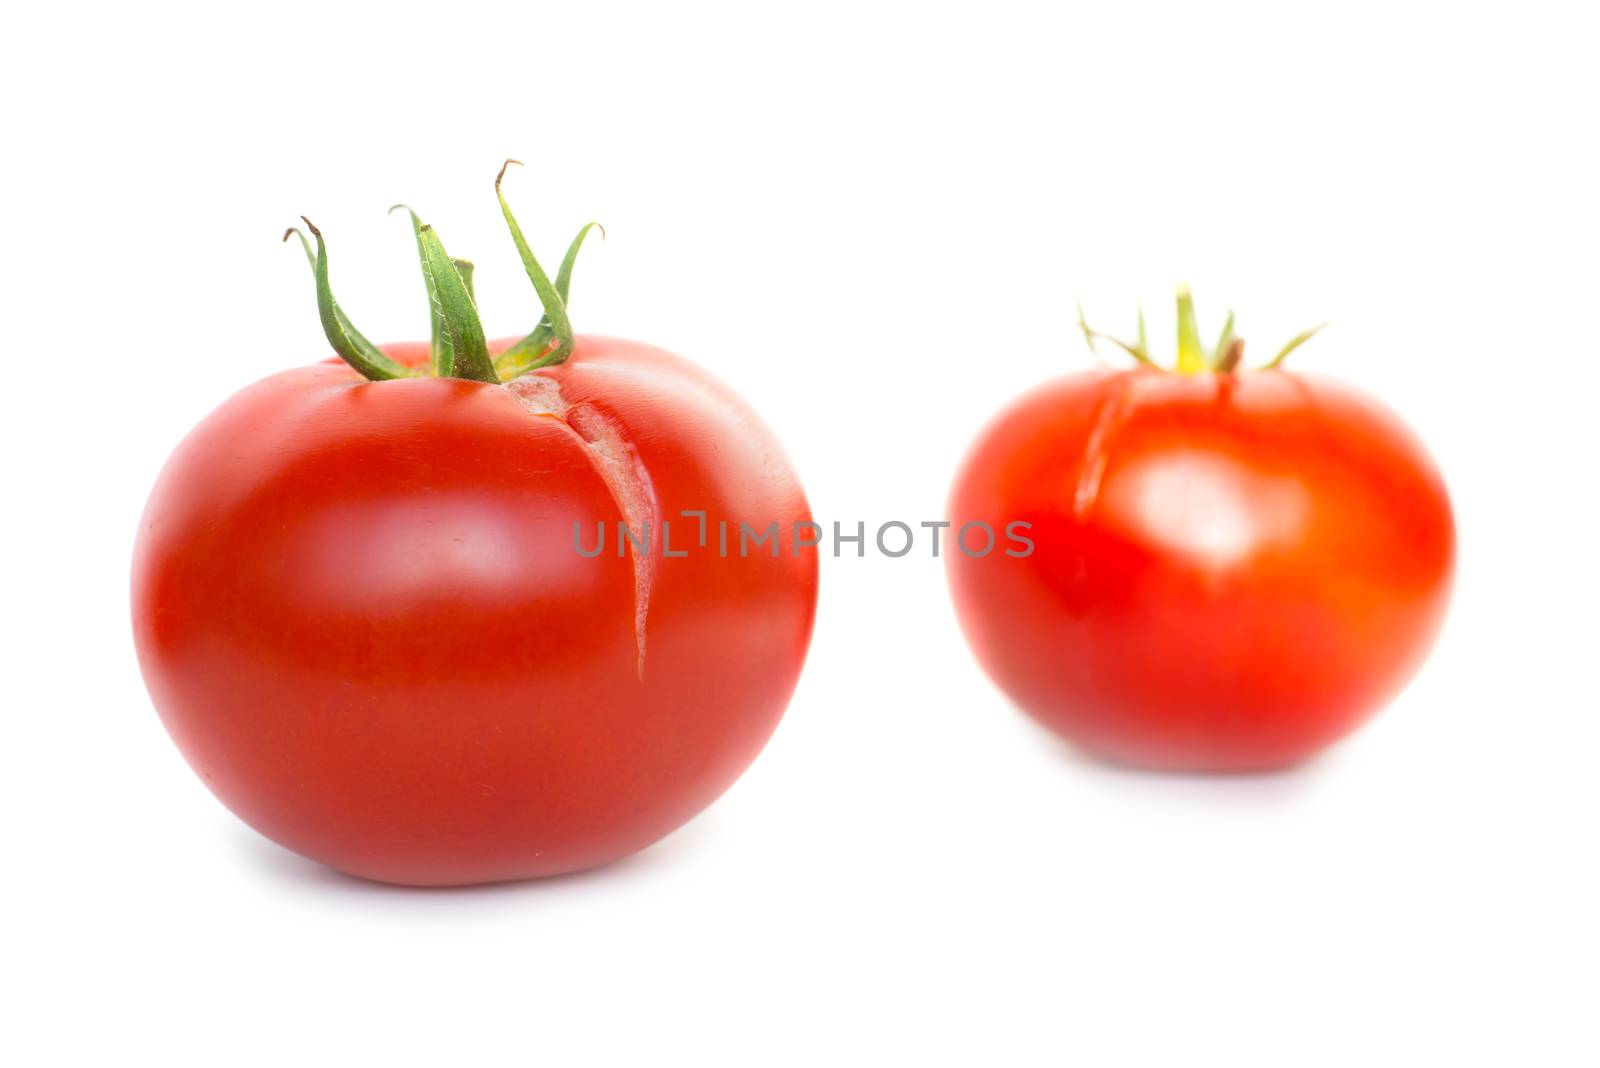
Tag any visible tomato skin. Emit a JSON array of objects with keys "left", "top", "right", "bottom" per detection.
[
  {"left": 947, "top": 368, "right": 1454, "bottom": 771},
  {"left": 132, "top": 336, "right": 817, "bottom": 885}
]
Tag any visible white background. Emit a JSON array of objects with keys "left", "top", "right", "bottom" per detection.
[{"left": 4, "top": 2, "right": 1597, "bottom": 1064}]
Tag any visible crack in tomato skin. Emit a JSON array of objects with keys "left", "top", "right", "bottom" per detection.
[
  {"left": 505, "top": 373, "right": 658, "bottom": 677},
  {"left": 1072, "top": 371, "right": 1147, "bottom": 522}
]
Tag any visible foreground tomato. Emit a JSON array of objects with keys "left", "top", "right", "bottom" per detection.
[
  {"left": 947, "top": 292, "right": 1453, "bottom": 771},
  {"left": 132, "top": 166, "right": 817, "bottom": 885}
]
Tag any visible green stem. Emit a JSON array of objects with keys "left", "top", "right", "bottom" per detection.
[
  {"left": 1210, "top": 311, "right": 1236, "bottom": 370},
  {"left": 495, "top": 160, "right": 575, "bottom": 368},
  {"left": 453, "top": 259, "right": 476, "bottom": 304},
  {"left": 417, "top": 224, "right": 498, "bottom": 384},
  {"left": 497, "top": 221, "right": 604, "bottom": 377},
  {"left": 1073, "top": 288, "right": 1327, "bottom": 374},
  {"left": 285, "top": 219, "right": 413, "bottom": 381},
  {"left": 1175, "top": 285, "right": 1205, "bottom": 373},
  {"left": 1216, "top": 337, "right": 1246, "bottom": 373},
  {"left": 389, "top": 205, "right": 448, "bottom": 375},
  {"left": 289, "top": 174, "right": 597, "bottom": 385},
  {"left": 1077, "top": 298, "right": 1155, "bottom": 367},
  {"left": 554, "top": 223, "right": 603, "bottom": 303},
  {"left": 1264, "top": 323, "right": 1329, "bottom": 370}
]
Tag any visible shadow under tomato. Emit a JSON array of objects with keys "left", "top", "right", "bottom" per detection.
[
  {"left": 233, "top": 821, "right": 708, "bottom": 899},
  {"left": 1033, "top": 718, "right": 1344, "bottom": 807}
]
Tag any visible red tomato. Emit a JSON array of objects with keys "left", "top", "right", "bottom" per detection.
[
  {"left": 133, "top": 336, "right": 817, "bottom": 884},
  {"left": 947, "top": 365, "right": 1453, "bottom": 771}
]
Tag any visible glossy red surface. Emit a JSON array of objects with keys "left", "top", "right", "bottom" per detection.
[
  {"left": 947, "top": 369, "right": 1454, "bottom": 771},
  {"left": 133, "top": 337, "right": 817, "bottom": 884}
]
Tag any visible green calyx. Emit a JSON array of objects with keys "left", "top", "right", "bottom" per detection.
[
  {"left": 284, "top": 161, "right": 603, "bottom": 384},
  {"left": 1077, "top": 286, "right": 1327, "bottom": 374}
]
